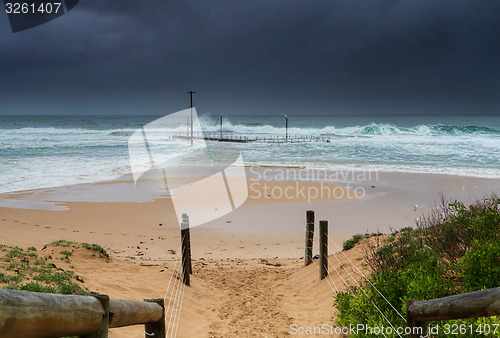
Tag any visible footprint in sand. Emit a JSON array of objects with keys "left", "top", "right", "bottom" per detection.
[
  {"left": 14, "top": 220, "right": 19, "bottom": 223},
  {"left": 21, "top": 222, "right": 27, "bottom": 225},
  {"left": 104, "top": 233, "right": 111, "bottom": 235},
  {"left": 34, "top": 224, "right": 40, "bottom": 227},
  {"left": 44, "top": 226, "right": 51, "bottom": 229},
  {"left": 89, "top": 231, "right": 95, "bottom": 234},
  {"left": 1, "top": 219, "right": 7, "bottom": 221},
  {"left": 60, "top": 228, "right": 66, "bottom": 231},
  {"left": 72, "top": 230, "right": 79, "bottom": 233}
]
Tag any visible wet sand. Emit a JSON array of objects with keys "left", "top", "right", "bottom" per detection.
[{"left": 1, "top": 168, "right": 499, "bottom": 336}]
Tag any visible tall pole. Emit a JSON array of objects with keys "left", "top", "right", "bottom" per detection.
[
  {"left": 220, "top": 113, "right": 224, "bottom": 140},
  {"left": 284, "top": 114, "right": 288, "bottom": 142},
  {"left": 188, "top": 91, "right": 195, "bottom": 145}
]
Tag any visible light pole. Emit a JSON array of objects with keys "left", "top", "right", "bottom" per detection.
[
  {"left": 188, "top": 91, "right": 195, "bottom": 145},
  {"left": 284, "top": 114, "right": 288, "bottom": 142},
  {"left": 220, "top": 114, "right": 224, "bottom": 140}
]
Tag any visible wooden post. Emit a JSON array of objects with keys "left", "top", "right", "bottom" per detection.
[
  {"left": 181, "top": 213, "right": 192, "bottom": 274},
  {"left": 304, "top": 210, "right": 314, "bottom": 267},
  {"left": 181, "top": 213, "right": 191, "bottom": 286},
  {"left": 187, "top": 228, "right": 192, "bottom": 275},
  {"left": 319, "top": 220, "right": 328, "bottom": 280},
  {"left": 406, "top": 300, "right": 427, "bottom": 338},
  {"left": 80, "top": 294, "right": 109, "bottom": 338},
  {"left": 144, "top": 299, "right": 166, "bottom": 338}
]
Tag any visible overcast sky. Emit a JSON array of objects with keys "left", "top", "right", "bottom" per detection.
[{"left": 1, "top": 0, "right": 499, "bottom": 115}]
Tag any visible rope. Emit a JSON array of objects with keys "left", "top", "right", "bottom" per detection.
[
  {"left": 309, "top": 254, "right": 339, "bottom": 293},
  {"left": 315, "top": 239, "right": 389, "bottom": 338},
  {"left": 306, "top": 230, "right": 339, "bottom": 293},
  {"left": 163, "top": 238, "right": 183, "bottom": 303},
  {"left": 324, "top": 231, "right": 402, "bottom": 338},
  {"left": 173, "top": 278, "right": 187, "bottom": 338},
  {"left": 327, "top": 236, "right": 406, "bottom": 322},
  {"left": 166, "top": 245, "right": 185, "bottom": 336},
  {"left": 163, "top": 239, "right": 183, "bottom": 334}
]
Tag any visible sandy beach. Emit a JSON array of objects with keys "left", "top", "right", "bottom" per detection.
[
  {"left": 3, "top": 1, "right": 500, "bottom": 335},
  {"left": 1, "top": 168, "right": 500, "bottom": 337}
]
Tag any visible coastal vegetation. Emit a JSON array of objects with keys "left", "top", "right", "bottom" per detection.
[
  {"left": 0, "top": 240, "right": 107, "bottom": 294},
  {"left": 342, "top": 232, "right": 383, "bottom": 251},
  {"left": 335, "top": 195, "right": 500, "bottom": 337}
]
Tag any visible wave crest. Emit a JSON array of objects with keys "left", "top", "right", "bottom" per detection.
[{"left": 354, "top": 123, "right": 499, "bottom": 136}]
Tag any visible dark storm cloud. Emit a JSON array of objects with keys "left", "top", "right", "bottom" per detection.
[{"left": 0, "top": 0, "right": 499, "bottom": 115}]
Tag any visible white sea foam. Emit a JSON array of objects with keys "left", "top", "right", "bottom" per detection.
[{"left": 1, "top": 115, "right": 499, "bottom": 194}]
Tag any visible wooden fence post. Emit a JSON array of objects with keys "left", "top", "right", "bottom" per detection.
[
  {"left": 181, "top": 213, "right": 192, "bottom": 274},
  {"left": 181, "top": 213, "right": 191, "bottom": 286},
  {"left": 81, "top": 294, "right": 109, "bottom": 338},
  {"left": 304, "top": 210, "right": 314, "bottom": 267},
  {"left": 406, "top": 300, "right": 427, "bottom": 338},
  {"left": 319, "top": 220, "right": 328, "bottom": 280},
  {"left": 144, "top": 299, "right": 166, "bottom": 338},
  {"left": 187, "top": 228, "right": 192, "bottom": 275}
]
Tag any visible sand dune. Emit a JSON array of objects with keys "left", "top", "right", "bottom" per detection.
[
  {"left": 62, "top": 242, "right": 368, "bottom": 337},
  {"left": 1, "top": 171, "right": 499, "bottom": 336}
]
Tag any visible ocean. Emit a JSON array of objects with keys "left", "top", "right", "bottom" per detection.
[{"left": 1, "top": 114, "right": 499, "bottom": 194}]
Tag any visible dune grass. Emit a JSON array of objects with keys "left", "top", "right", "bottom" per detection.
[
  {"left": 335, "top": 195, "right": 500, "bottom": 337},
  {"left": 0, "top": 241, "right": 108, "bottom": 294},
  {"left": 342, "top": 232, "right": 383, "bottom": 251}
]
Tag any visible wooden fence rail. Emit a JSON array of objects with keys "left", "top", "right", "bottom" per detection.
[
  {"left": 0, "top": 289, "right": 165, "bottom": 338},
  {"left": 406, "top": 287, "right": 500, "bottom": 337}
]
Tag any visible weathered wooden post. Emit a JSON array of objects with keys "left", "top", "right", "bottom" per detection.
[
  {"left": 144, "top": 298, "right": 166, "bottom": 338},
  {"left": 181, "top": 213, "right": 191, "bottom": 286},
  {"left": 304, "top": 210, "right": 314, "bottom": 266},
  {"left": 81, "top": 294, "right": 109, "bottom": 338},
  {"left": 187, "top": 228, "right": 192, "bottom": 275},
  {"left": 406, "top": 300, "right": 427, "bottom": 338},
  {"left": 183, "top": 214, "right": 192, "bottom": 274},
  {"left": 319, "top": 220, "right": 328, "bottom": 280}
]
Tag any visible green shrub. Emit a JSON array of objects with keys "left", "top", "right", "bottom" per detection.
[
  {"left": 15, "top": 281, "right": 57, "bottom": 293},
  {"left": 458, "top": 198, "right": 500, "bottom": 291},
  {"left": 60, "top": 250, "right": 72, "bottom": 260},
  {"left": 50, "top": 240, "right": 75, "bottom": 247},
  {"left": 0, "top": 273, "right": 21, "bottom": 283},
  {"left": 342, "top": 232, "right": 383, "bottom": 251},
  {"left": 81, "top": 243, "right": 108, "bottom": 258},
  {"left": 335, "top": 195, "right": 500, "bottom": 337},
  {"left": 343, "top": 234, "right": 364, "bottom": 251},
  {"left": 5, "top": 247, "right": 23, "bottom": 258},
  {"left": 0, "top": 241, "right": 93, "bottom": 295}
]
